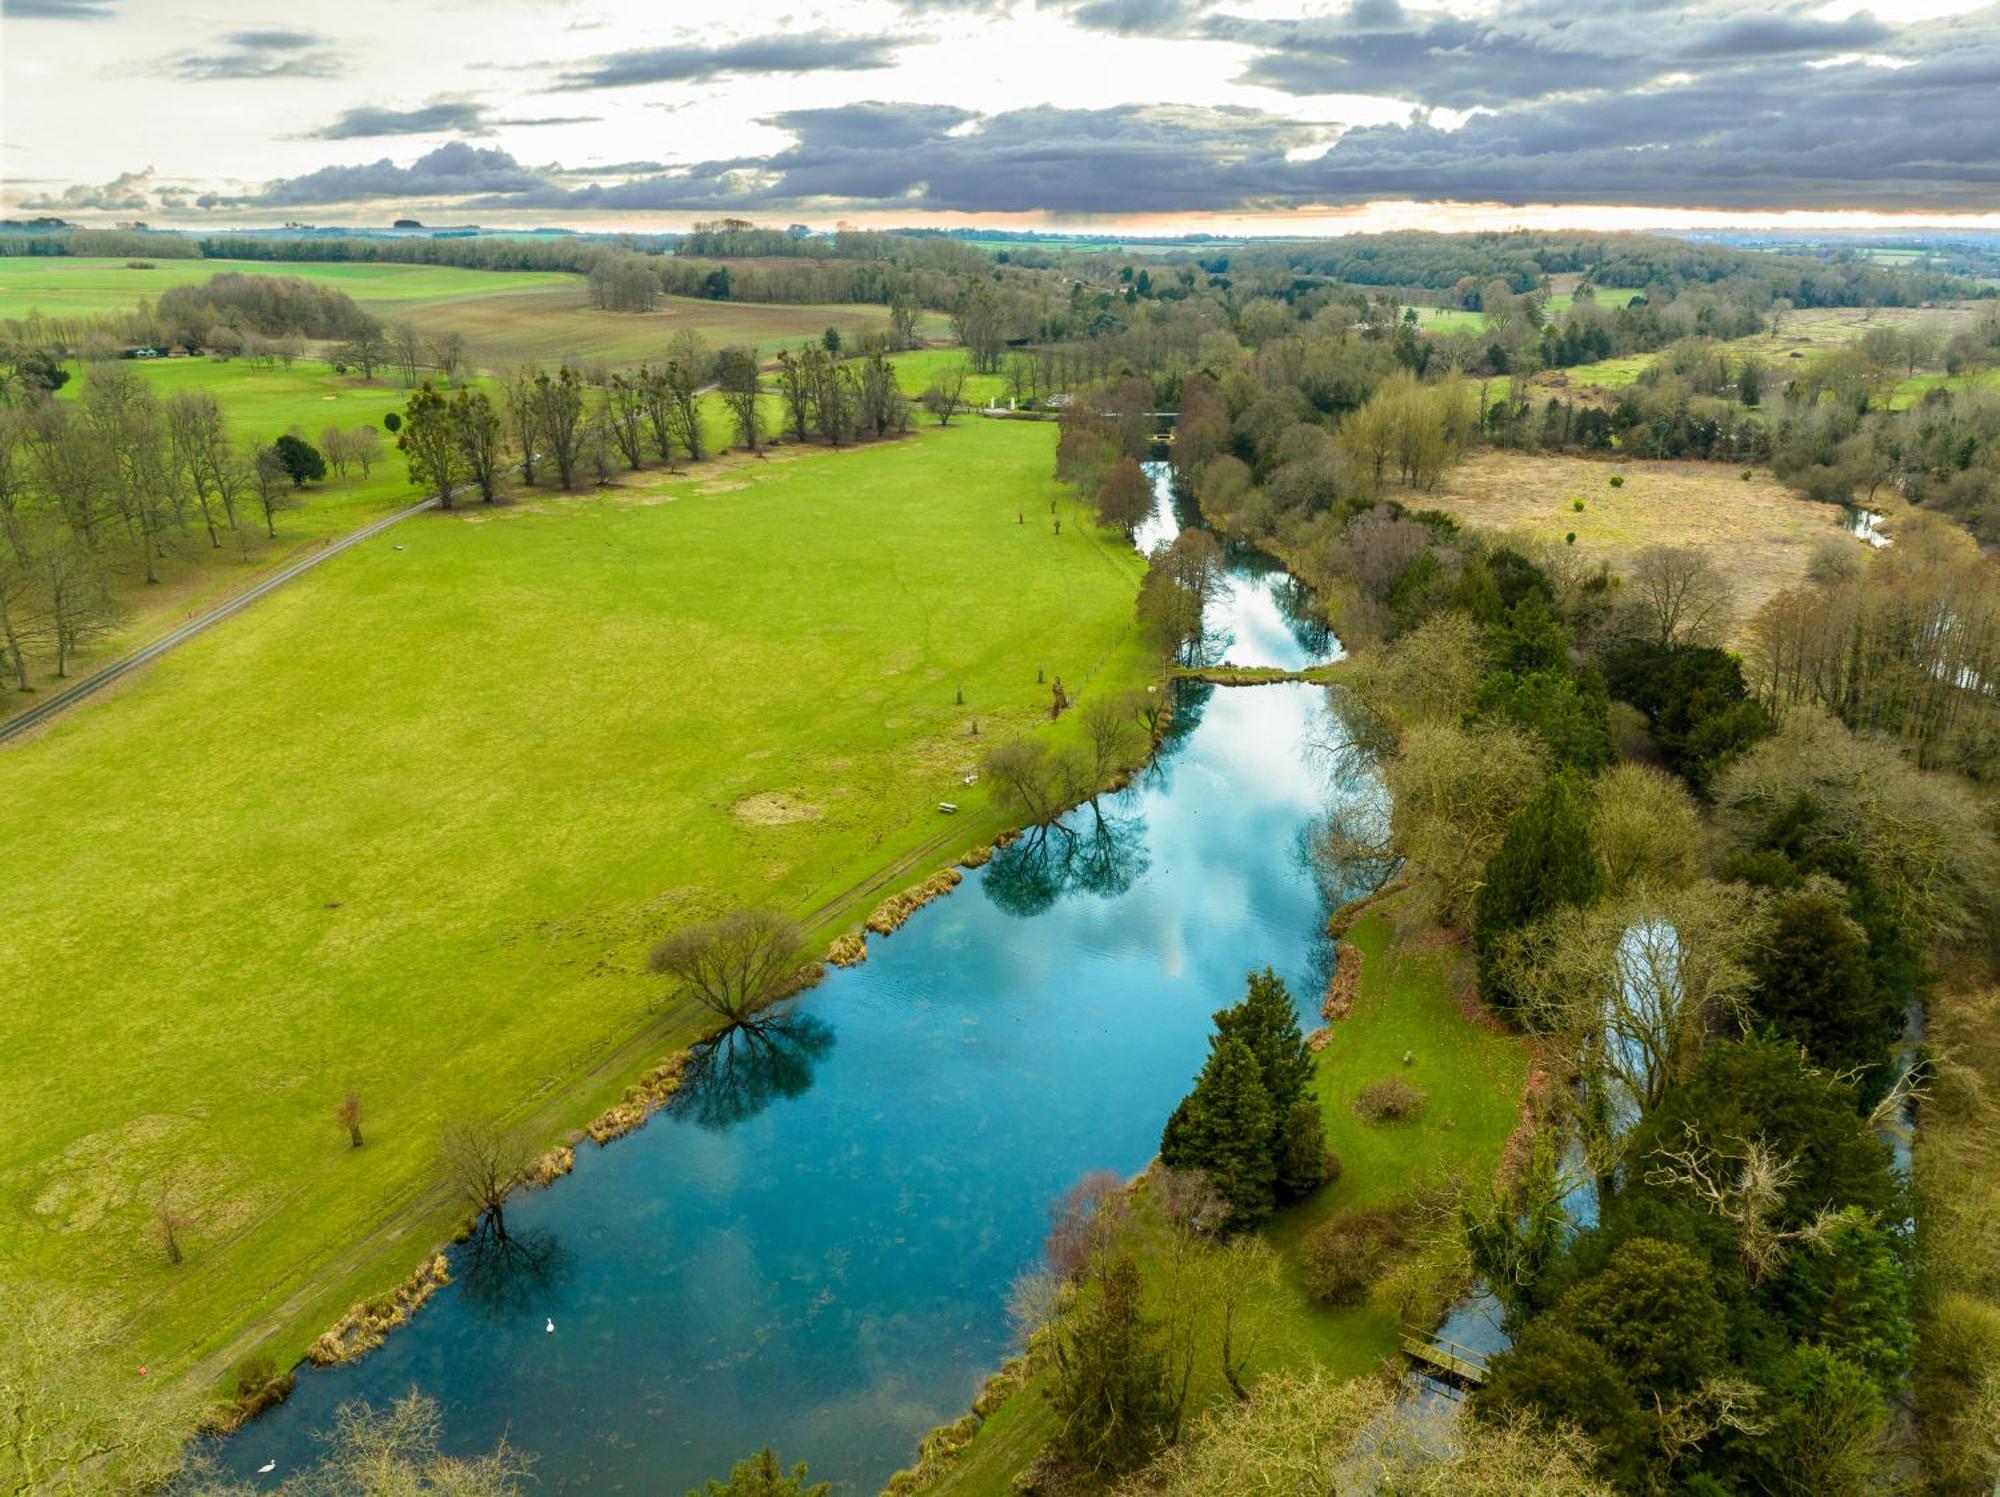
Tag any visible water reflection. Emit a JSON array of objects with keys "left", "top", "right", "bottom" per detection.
[
  {"left": 984, "top": 809, "right": 1153, "bottom": 918},
  {"left": 1137, "top": 463, "right": 1340, "bottom": 672},
  {"left": 667, "top": 1012, "right": 838, "bottom": 1133},
  {"left": 457, "top": 1226, "right": 569, "bottom": 1323}
]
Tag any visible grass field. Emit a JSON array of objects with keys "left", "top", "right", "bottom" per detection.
[
  {"left": 0, "top": 257, "right": 572, "bottom": 321},
  {"left": 388, "top": 281, "right": 950, "bottom": 373},
  {"left": 890, "top": 348, "right": 1009, "bottom": 407},
  {"left": 1428, "top": 450, "right": 1874, "bottom": 624},
  {"left": 0, "top": 416, "right": 1153, "bottom": 1396},
  {"left": 0, "top": 358, "right": 466, "bottom": 698},
  {"left": 1547, "top": 302, "right": 1981, "bottom": 393},
  {"left": 0, "top": 256, "right": 954, "bottom": 374},
  {"left": 919, "top": 905, "right": 1528, "bottom": 1495}
]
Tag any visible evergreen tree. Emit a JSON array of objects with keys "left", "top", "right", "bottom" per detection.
[
  {"left": 1212, "top": 968, "right": 1313, "bottom": 1112},
  {"left": 1158, "top": 1037, "right": 1277, "bottom": 1227},
  {"left": 271, "top": 432, "right": 326, "bottom": 487},
  {"left": 1273, "top": 1097, "right": 1333, "bottom": 1202},
  {"left": 1045, "top": 1254, "right": 1176, "bottom": 1478},
  {"left": 1749, "top": 891, "right": 1900, "bottom": 1099},
  {"left": 1475, "top": 772, "right": 1605, "bottom": 1010},
  {"left": 690, "top": 1447, "right": 829, "bottom": 1497}
]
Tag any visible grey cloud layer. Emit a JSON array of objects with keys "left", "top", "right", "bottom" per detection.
[
  {"left": 1223, "top": 0, "right": 1900, "bottom": 108},
  {"left": 28, "top": 1, "right": 2000, "bottom": 217},
  {"left": 172, "top": 27, "right": 342, "bottom": 80},
  {"left": 551, "top": 31, "right": 909, "bottom": 89}
]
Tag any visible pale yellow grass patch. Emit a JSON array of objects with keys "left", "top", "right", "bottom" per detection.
[{"left": 1428, "top": 452, "right": 1877, "bottom": 625}]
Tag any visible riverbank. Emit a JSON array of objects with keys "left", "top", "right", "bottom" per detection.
[
  {"left": 1, "top": 417, "right": 1156, "bottom": 1414},
  {"left": 904, "top": 897, "right": 1531, "bottom": 1496}
]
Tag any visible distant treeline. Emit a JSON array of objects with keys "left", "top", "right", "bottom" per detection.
[{"left": 1211, "top": 231, "right": 1980, "bottom": 308}]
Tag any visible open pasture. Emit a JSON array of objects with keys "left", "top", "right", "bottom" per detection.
[
  {"left": 0, "top": 256, "right": 570, "bottom": 322},
  {"left": 1427, "top": 450, "right": 1875, "bottom": 623},
  {"left": 0, "top": 416, "right": 1151, "bottom": 1389}
]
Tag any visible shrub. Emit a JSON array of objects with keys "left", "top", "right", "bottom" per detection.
[
  {"left": 1301, "top": 1212, "right": 1407, "bottom": 1306},
  {"left": 1572, "top": 498, "right": 1585, "bottom": 512},
  {"left": 1352, "top": 1077, "right": 1429, "bottom": 1123},
  {"left": 1608, "top": 474, "right": 1624, "bottom": 488}
]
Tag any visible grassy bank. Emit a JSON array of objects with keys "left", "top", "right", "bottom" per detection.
[
  {"left": 1914, "top": 978, "right": 2000, "bottom": 1493},
  {"left": 0, "top": 416, "right": 1154, "bottom": 1401},
  {"left": 913, "top": 902, "right": 1529, "bottom": 1496}
]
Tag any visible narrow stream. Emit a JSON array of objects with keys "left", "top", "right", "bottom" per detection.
[{"left": 223, "top": 463, "right": 1355, "bottom": 1492}]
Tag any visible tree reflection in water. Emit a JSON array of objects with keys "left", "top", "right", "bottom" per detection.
[
  {"left": 458, "top": 1224, "right": 568, "bottom": 1322},
  {"left": 984, "top": 808, "right": 1152, "bottom": 919},
  {"left": 666, "top": 1010, "right": 837, "bottom": 1133}
]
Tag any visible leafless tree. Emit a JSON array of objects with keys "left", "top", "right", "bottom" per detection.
[
  {"left": 922, "top": 367, "right": 970, "bottom": 426},
  {"left": 649, "top": 909, "right": 814, "bottom": 1024},
  {"left": 438, "top": 1119, "right": 524, "bottom": 1241},
  {"left": 1629, "top": 545, "right": 1735, "bottom": 648},
  {"left": 337, "top": 1090, "right": 365, "bottom": 1149},
  {"left": 981, "top": 737, "right": 1088, "bottom": 830}
]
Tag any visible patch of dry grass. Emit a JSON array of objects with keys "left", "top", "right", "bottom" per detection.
[{"left": 1427, "top": 451, "right": 1880, "bottom": 624}]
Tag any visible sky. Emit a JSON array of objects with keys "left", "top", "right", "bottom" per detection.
[{"left": 4, "top": 0, "right": 2000, "bottom": 234}]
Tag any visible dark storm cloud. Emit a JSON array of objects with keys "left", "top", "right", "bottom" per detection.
[
  {"left": 308, "top": 101, "right": 493, "bottom": 140},
  {"left": 1224, "top": 0, "right": 1897, "bottom": 108},
  {"left": 460, "top": 15, "right": 2000, "bottom": 219},
  {"left": 202, "top": 141, "right": 550, "bottom": 207},
  {"left": 551, "top": 31, "right": 910, "bottom": 90},
  {"left": 172, "top": 28, "right": 342, "bottom": 80}
]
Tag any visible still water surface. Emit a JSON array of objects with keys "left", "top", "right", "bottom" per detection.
[{"left": 227, "top": 469, "right": 1349, "bottom": 1494}]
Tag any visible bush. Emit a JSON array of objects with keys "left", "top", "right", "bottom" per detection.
[
  {"left": 1608, "top": 474, "right": 1625, "bottom": 488},
  {"left": 1301, "top": 1212, "right": 1406, "bottom": 1307},
  {"left": 1572, "top": 498, "right": 1585, "bottom": 512},
  {"left": 1352, "top": 1076, "right": 1428, "bottom": 1123}
]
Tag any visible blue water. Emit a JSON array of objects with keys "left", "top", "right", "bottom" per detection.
[{"left": 224, "top": 479, "right": 1352, "bottom": 1494}]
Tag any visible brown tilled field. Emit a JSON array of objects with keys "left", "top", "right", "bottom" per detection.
[{"left": 1427, "top": 451, "right": 1885, "bottom": 625}]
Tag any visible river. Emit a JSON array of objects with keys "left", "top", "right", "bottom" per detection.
[{"left": 221, "top": 462, "right": 1349, "bottom": 1493}]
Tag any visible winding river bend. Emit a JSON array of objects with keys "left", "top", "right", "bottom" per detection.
[{"left": 225, "top": 464, "right": 1350, "bottom": 1492}]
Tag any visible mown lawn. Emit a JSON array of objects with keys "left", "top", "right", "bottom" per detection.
[
  {"left": 919, "top": 907, "right": 1528, "bottom": 1496},
  {"left": 0, "top": 415, "right": 1154, "bottom": 1400}
]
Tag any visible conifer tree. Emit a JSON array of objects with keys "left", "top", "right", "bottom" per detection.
[
  {"left": 1159, "top": 1036, "right": 1277, "bottom": 1226},
  {"left": 1475, "top": 772, "right": 1604, "bottom": 1011},
  {"left": 1045, "top": 1254, "right": 1176, "bottom": 1477},
  {"left": 1212, "top": 968, "right": 1313, "bottom": 1112}
]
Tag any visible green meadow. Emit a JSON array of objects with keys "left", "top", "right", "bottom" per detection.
[
  {"left": 919, "top": 905, "right": 1528, "bottom": 1495},
  {"left": 0, "top": 256, "right": 951, "bottom": 373},
  {"left": 0, "top": 416, "right": 1153, "bottom": 1391},
  {"left": 0, "top": 256, "right": 569, "bottom": 321}
]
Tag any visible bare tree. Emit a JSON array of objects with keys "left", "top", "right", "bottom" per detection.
[
  {"left": 922, "top": 367, "right": 970, "bottom": 426},
  {"left": 390, "top": 321, "right": 423, "bottom": 387},
  {"left": 649, "top": 909, "right": 814, "bottom": 1024},
  {"left": 0, "top": 1279, "right": 199, "bottom": 1495},
  {"left": 151, "top": 1164, "right": 192, "bottom": 1266},
  {"left": 715, "top": 346, "right": 763, "bottom": 452},
  {"left": 1080, "top": 692, "right": 1145, "bottom": 794},
  {"left": 337, "top": 1090, "right": 365, "bottom": 1149},
  {"left": 0, "top": 556, "right": 36, "bottom": 692},
  {"left": 981, "top": 737, "right": 1088, "bottom": 830},
  {"left": 1628, "top": 546, "right": 1735, "bottom": 648},
  {"left": 438, "top": 1119, "right": 524, "bottom": 1241},
  {"left": 38, "top": 542, "right": 107, "bottom": 678}
]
